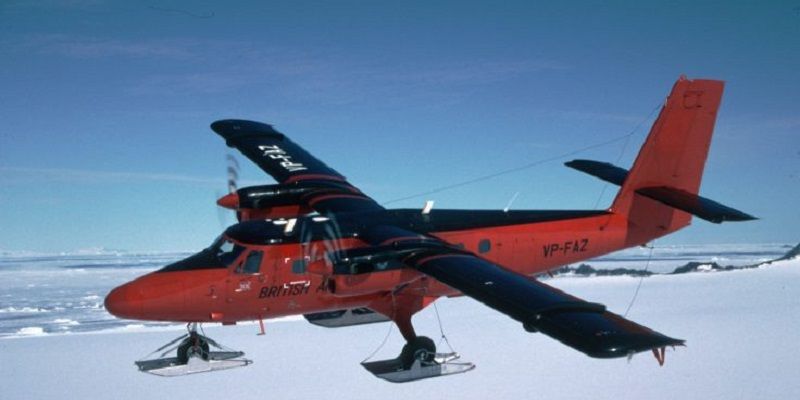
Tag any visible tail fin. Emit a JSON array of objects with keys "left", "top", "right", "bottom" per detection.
[{"left": 611, "top": 76, "right": 725, "bottom": 244}]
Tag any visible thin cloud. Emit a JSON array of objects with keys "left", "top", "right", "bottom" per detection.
[
  {"left": 0, "top": 166, "right": 221, "bottom": 185},
  {"left": 762, "top": 117, "right": 800, "bottom": 130},
  {"left": 537, "top": 109, "right": 645, "bottom": 124},
  {"left": 16, "top": 34, "right": 200, "bottom": 59},
  {"left": 9, "top": 33, "right": 569, "bottom": 103},
  {"left": 2, "top": 0, "right": 104, "bottom": 11},
  {"left": 128, "top": 72, "right": 251, "bottom": 95},
  {"left": 278, "top": 58, "right": 570, "bottom": 107},
  {"left": 124, "top": 56, "right": 568, "bottom": 103},
  {"left": 10, "top": 34, "right": 307, "bottom": 65},
  {"left": 717, "top": 114, "right": 800, "bottom": 138},
  {"left": 395, "top": 60, "right": 569, "bottom": 86}
]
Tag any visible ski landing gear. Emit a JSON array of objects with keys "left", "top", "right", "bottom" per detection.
[
  {"left": 361, "top": 303, "right": 474, "bottom": 383},
  {"left": 361, "top": 335, "right": 475, "bottom": 383},
  {"left": 135, "top": 323, "right": 252, "bottom": 377}
]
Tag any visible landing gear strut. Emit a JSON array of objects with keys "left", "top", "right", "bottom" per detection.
[{"left": 177, "top": 325, "right": 210, "bottom": 364}]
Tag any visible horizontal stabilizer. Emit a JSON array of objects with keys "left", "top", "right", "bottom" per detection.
[
  {"left": 565, "top": 159, "right": 755, "bottom": 223},
  {"left": 565, "top": 159, "right": 629, "bottom": 186},
  {"left": 636, "top": 186, "right": 757, "bottom": 223}
]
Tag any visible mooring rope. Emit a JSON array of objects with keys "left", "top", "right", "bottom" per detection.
[
  {"left": 623, "top": 241, "right": 656, "bottom": 317},
  {"left": 591, "top": 103, "right": 661, "bottom": 209},
  {"left": 432, "top": 301, "right": 456, "bottom": 353},
  {"left": 361, "top": 293, "right": 397, "bottom": 364}
]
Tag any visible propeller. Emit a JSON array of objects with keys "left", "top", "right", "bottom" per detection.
[
  {"left": 226, "top": 154, "right": 239, "bottom": 193},
  {"left": 216, "top": 154, "right": 241, "bottom": 228}
]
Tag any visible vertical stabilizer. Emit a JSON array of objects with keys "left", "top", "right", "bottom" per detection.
[{"left": 611, "top": 77, "right": 725, "bottom": 244}]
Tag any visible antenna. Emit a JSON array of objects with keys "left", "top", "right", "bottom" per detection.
[
  {"left": 503, "top": 192, "right": 520, "bottom": 213},
  {"left": 422, "top": 200, "right": 435, "bottom": 215}
]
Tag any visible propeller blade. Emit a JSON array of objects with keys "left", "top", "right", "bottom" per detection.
[{"left": 226, "top": 154, "right": 240, "bottom": 193}]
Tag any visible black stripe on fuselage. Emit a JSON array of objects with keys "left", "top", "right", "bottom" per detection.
[{"left": 224, "top": 209, "right": 609, "bottom": 245}]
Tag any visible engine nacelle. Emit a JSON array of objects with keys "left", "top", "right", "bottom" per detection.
[{"left": 216, "top": 180, "right": 356, "bottom": 220}]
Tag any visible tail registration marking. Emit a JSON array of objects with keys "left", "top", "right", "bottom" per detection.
[{"left": 543, "top": 238, "right": 589, "bottom": 258}]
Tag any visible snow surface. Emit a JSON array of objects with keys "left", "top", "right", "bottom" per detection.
[{"left": 0, "top": 249, "right": 798, "bottom": 399}]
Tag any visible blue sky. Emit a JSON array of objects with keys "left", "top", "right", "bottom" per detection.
[{"left": 1, "top": 1, "right": 798, "bottom": 252}]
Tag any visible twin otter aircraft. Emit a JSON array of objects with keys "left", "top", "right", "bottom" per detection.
[{"left": 105, "top": 76, "right": 754, "bottom": 381}]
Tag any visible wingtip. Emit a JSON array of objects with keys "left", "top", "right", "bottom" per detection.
[
  {"left": 719, "top": 212, "right": 758, "bottom": 223},
  {"left": 210, "top": 119, "right": 281, "bottom": 139}
]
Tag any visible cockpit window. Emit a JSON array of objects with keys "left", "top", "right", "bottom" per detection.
[
  {"left": 156, "top": 235, "right": 245, "bottom": 273},
  {"left": 213, "top": 237, "right": 245, "bottom": 266},
  {"left": 219, "top": 238, "right": 235, "bottom": 253}
]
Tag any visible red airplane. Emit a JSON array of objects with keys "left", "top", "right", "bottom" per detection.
[{"left": 105, "top": 76, "right": 754, "bottom": 381}]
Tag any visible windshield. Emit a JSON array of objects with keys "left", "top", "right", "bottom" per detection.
[
  {"left": 210, "top": 236, "right": 246, "bottom": 266},
  {"left": 155, "top": 235, "right": 246, "bottom": 273}
]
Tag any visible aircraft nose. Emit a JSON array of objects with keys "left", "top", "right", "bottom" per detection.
[{"left": 104, "top": 282, "right": 144, "bottom": 320}]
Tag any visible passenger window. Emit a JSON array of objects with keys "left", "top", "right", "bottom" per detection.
[
  {"left": 478, "top": 239, "right": 491, "bottom": 254},
  {"left": 292, "top": 259, "right": 307, "bottom": 274},
  {"left": 238, "top": 251, "right": 263, "bottom": 274}
]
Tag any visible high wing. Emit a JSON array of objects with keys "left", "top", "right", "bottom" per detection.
[
  {"left": 211, "top": 119, "right": 383, "bottom": 214},
  {"left": 357, "top": 226, "right": 683, "bottom": 359},
  {"left": 412, "top": 252, "right": 683, "bottom": 358}
]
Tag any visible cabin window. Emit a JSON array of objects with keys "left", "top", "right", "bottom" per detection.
[
  {"left": 237, "top": 251, "right": 263, "bottom": 274},
  {"left": 292, "top": 259, "right": 307, "bottom": 274},
  {"left": 478, "top": 239, "right": 491, "bottom": 254}
]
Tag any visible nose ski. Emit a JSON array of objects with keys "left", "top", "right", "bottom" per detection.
[{"left": 135, "top": 324, "right": 252, "bottom": 377}]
